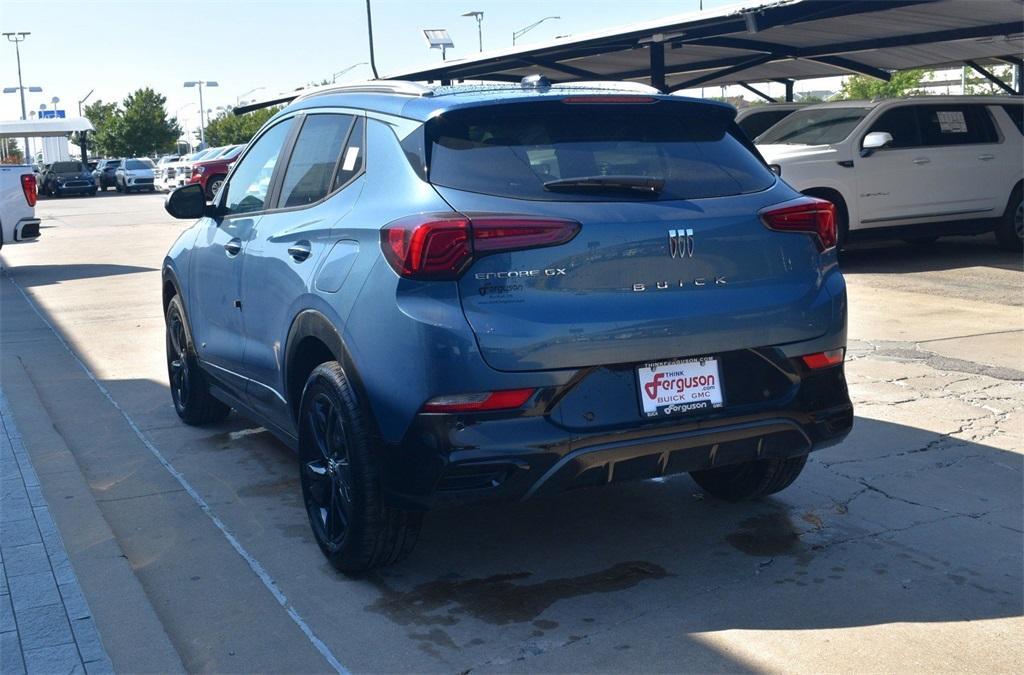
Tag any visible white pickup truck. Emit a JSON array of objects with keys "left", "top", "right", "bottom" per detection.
[{"left": 0, "top": 164, "right": 41, "bottom": 249}]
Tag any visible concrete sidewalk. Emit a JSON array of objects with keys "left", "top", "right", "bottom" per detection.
[{"left": 1, "top": 388, "right": 112, "bottom": 674}]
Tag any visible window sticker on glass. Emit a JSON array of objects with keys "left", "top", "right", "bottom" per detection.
[
  {"left": 342, "top": 147, "right": 361, "bottom": 171},
  {"left": 936, "top": 111, "right": 967, "bottom": 134}
]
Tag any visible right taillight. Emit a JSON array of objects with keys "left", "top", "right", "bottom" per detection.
[
  {"left": 21, "top": 174, "right": 37, "bottom": 207},
  {"left": 760, "top": 196, "right": 836, "bottom": 251},
  {"left": 381, "top": 213, "right": 580, "bottom": 280}
]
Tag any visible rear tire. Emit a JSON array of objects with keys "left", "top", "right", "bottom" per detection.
[
  {"left": 298, "top": 362, "right": 421, "bottom": 574},
  {"left": 994, "top": 186, "right": 1023, "bottom": 252},
  {"left": 165, "top": 295, "right": 230, "bottom": 426},
  {"left": 690, "top": 454, "right": 808, "bottom": 502}
]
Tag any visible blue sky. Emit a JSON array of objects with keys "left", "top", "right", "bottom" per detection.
[{"left": 2, "top": 0, "right": 745, "bottom": 132}]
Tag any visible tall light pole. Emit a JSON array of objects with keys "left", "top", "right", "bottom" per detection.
[
  {"left": 175, "top": 103, "right": 195, "bottom": 153},
  {"left": 237, "top": 87, "right": 264, "bottom": 104},
  {"left": 184, "top": 80, "right": 218, "bottom": 147},
  {"left": 512, "top": 16, "right": 559, "bottom": 46},
  {"left": 462, "top": 11, "right": 484, "bottom": 52},
  {"left": 3, "top": 32, "right": 34, "bottom": 161},
  {"left": 77, "top": 89, "right": 94, "bottom": 117},
  {"left": 332, "top": 63, "right": 367, "bottom": 83}
]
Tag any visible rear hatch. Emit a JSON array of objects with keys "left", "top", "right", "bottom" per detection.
[{"left": 423, "top": 98, "right": 833, "bottom": 372}]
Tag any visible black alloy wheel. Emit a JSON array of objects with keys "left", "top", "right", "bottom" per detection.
[
  {"left": 164, "top": 296, "right": 230, "bottom": 425},
  {"left": 301, "top": 391, "right": 355, "bottom": 555},
  {"left": 298, "top": 362, "right": 421, "bottom": 573}
]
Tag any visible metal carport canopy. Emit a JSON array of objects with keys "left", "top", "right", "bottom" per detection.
[
  {"left": 387, "top": 0, "right": 1024, "bottom": 94},
  {"left": 0, "top": 118, "right": 94, "bottom": 138}
]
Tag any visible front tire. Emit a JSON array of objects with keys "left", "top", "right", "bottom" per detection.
[
  {"left": 298, "top": 362, "right": 421, "bottom": 574},
  {"left": 165, "top": 295, "right": 230, "bottom": 426},
  {"left": 994, "top": 186, "right": 1023, "bottom": 252},
  {"left": 207, "top": 176, "right": 225, "bottom": 200},
  {"left": 690, "top": 454, "right": 808, "bottom": 501}
]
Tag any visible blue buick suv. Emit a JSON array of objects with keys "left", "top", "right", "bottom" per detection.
[{"left": 162, "top": 79, "right": 852, "bottom": 573}]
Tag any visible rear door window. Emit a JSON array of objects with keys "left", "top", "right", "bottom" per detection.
[
  {"left": 333, "top": 117, "right": 365, "bottom": 191},
  {"left": 427, "top": 101, "right": 774, "bottom": 201},
  {"left": 917, "top": 105, "right": 998, "bottom": 146},
  {"left": 278, "top": 113, "right": 353, "bottom": 208}
]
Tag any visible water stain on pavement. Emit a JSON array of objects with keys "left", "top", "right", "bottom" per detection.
[
  {"left": 367, "top": 561, "right": 670, "bottom": 628},
  {"left": 726, "top": 511, "right": 802, "bottom": 556}
]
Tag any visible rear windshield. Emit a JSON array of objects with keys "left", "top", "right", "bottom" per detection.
[
  {"left": 757, "top": 107, "right": 870, "bottom": 145},
  {"left": 52, "top": 162, "right": 84, "bottom": 173},
  {"left": 126, "top": 159, "right": 154, "bottom": 169},
  {"left": 424, "top": 101, "right": 775, "bottom": 201}
]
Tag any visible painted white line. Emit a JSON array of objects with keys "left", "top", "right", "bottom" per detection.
[{"left": 6, "top": 273, "right": 349, "bottom": 675}]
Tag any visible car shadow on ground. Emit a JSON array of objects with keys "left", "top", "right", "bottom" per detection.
[
  {"left": 5, "top": 270, "right": 1019, "bottom": 669},
  {"left": 176, "top": 398, "right": 1022, "bottom": 650},
  {"left": 0, "top": 263, "right": 156, "bottom": 285},
  {"left": 841, "top": 235, "right": 1019, "bottom": 273}
]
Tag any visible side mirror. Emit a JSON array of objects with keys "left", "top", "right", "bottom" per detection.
[
  {"left": 165, "top": 183, "right": 210, "bottom": 220},
  {"left": 860, "top": 131, "right": 893, "bottom": 157}
]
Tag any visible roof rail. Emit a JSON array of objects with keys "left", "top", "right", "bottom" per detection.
[{"left": 234, "top": 79, "right": 434, "bottom": 115}]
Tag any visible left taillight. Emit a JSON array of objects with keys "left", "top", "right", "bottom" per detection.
[
  {"left": 21, "top": 174, "right": 37, "bottom": 207},
  {"left": 801, "top": 348, "right": 844, "bottom": 369},
  {"left": 381, "top": 213, "right": 580, "bottom": 280},
  {"left": 760, "top": 196, "right": 836, "bottom": 251}
]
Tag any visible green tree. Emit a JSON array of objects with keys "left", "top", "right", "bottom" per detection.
[
  {"left": 76, "top": 99, "right": 120, "bottom": 157},
  {"left": 204, "top": 106, "right": 280, "bottom": 147},
  {"left": 114, "top": 88, "right": 181, "bottom": 156},
  {"left": 835, "top": 68, "right": 925, "bottom": 100},
  {"left": 1, "top": 138, "right": 24, "bottom": 164},
  {"left": 963, "top": 64, "right": 1015, "bottom": 95}
]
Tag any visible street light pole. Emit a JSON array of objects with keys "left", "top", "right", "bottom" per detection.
[
  {"left": 3, "top": 32, "right": 32, "bottom": 161},
  {"left": 184, "top": 80, "right": 219, "bottom": 148},
  {"left": 332, "top": 63, "right": 368, "bottom": 83},
  {"left": 237, "top": 87, "right": 265, "bottom": 104},
  {"left": 512, "top": 16, "right": 559, "bottom": 46},
  {"left": 462, "top": 11, "right": 484, "bottom": 52},
  {"left": 77, "top": 89, "right": 94, "bottom": 117}
]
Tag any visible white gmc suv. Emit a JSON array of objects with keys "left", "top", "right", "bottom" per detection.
[
  {"left": 0, "top": 164, "right": 40, "bottom": 249},
  {"left": 757, "top": 96, "right": 1023, "bottom": 251}
]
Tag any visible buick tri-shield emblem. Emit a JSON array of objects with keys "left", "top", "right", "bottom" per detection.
[{"left": 669, "top": 228, "right": 695, "bottom": 259}]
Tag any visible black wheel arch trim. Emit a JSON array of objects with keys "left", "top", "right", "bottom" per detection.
[
  {"left": 161, "top": 266, "right": 195, "bottom": 350},
  {"left": 284, "top": 309, "right": 378, "bottom": 437}
]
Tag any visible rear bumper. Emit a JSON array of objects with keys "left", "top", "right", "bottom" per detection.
[
  {"left": 15, "top": 218, "right": 41, "bottom": 242},
  {"left": 382, "top": 358, "right": 852, "bottom": 510}
]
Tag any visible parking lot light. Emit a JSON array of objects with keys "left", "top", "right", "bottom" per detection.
[{"left": 184, "top": 80, "right": 219, "bottom": 147}]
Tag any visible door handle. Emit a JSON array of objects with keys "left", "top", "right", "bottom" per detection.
[
  {"left": 912, "top": 158, "right": 930, "bottom": 165},
  {"left": 288, "top": 240, "right": 312, "bottom": 262},
  {"left": 977, "top": 154, "right": 995, "bottom": 161},
  {"left": 224, "top": 238, "right": 242, "bottom": 256}
]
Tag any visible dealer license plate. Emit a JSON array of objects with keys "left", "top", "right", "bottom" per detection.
[{"left": 637, "top": 356, "right": 724, "bottom": 418}]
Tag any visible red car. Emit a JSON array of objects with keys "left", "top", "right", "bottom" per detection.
[{"left": 188, "top": 144, "right": 243, "bottom": 198}]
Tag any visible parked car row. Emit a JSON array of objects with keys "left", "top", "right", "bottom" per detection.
[
  {"left": 750, "top": 95, "right": 1023, "bottom": 251},
  {"left": 156, "top": 144, "right": 243, "bottom": 198}
]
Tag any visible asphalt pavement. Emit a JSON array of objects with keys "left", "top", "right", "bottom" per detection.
[{"left": 0, "top": 191, "right": 1021, "bottom": 673}]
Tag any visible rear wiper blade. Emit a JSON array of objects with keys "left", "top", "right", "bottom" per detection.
[{"left": 543, "top": 175, "right": 665, "bottom": 195}]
